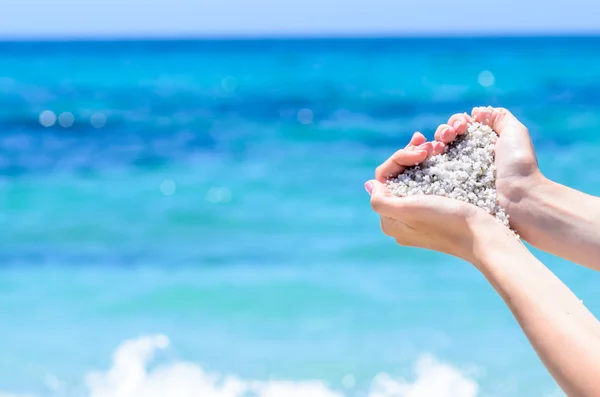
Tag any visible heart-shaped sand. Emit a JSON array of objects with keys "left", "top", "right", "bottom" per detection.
[{"left": 387, "top": 122, "right": 512, "bottom": 229}]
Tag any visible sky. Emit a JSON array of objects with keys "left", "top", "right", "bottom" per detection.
[{"left": 1, "top": 0, "right": 600, "bottom": 39}]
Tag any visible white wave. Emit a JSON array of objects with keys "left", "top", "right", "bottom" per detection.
[{"left": 4, "top": 335, "right": 480, "bottom": 397}]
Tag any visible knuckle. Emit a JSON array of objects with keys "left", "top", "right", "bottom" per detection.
[
  {"left": 391, "top": 150, "right": 414, "bottom": 166},
  {"left": 390, "top": 150, "right": 403, "bottom": 161}
]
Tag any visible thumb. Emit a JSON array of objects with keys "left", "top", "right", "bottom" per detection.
[
  {"left": 365, "top": 179, "right": 396, "bottom": 217},
  {"left": 472, "top": 106, "right": 531, "bottom": 144}
]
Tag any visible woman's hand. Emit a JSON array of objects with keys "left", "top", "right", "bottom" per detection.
[
  {"left": 367, "top": 141, "right": 502, "bottom": 262},
  {"left": 431, "top": 106, "right": 600, "bottom": 272},
  {"left": 433, "top": 107, "right": 543, "bottom": 230}
]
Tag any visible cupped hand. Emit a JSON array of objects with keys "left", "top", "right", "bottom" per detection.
[
  {"left": 368, "top": 143, "right": 496, "bottom": 261},
  {"left": 434, "top": 107, "right": 542, "bottom": 213}
]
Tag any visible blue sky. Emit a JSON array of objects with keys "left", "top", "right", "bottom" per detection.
[{"left": 1, "top": 0, "right": 600, "bottom": 38}]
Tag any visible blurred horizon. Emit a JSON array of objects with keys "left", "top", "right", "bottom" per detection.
[
  {"left": 2, "top": 33, "right": 600, "bottom": 44},
  {"left": 3, "top": 0, "right": 600, "bottom": 40}
]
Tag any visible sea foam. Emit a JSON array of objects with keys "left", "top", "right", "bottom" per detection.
[{"left": 1, "top": 335, "right": 478, "bottom": 397}]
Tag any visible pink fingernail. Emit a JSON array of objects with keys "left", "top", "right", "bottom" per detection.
[
  {"left": 441, "top": 128, "right": 449, "bottom": 140},
  {"left": 453, "top": 121, "right": 462, "bottom": 129},
  {"left": 364, "top": 181, "right": 373, "bottom": 195}
]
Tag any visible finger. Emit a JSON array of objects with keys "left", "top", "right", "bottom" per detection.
[
  {"left": 407, "top": 132, "right": 427, "bottom": 147},
  {"left": 434, "top": 124, "right": 457, "bottom": 143},
  {"left": 448, "top": 113, "right": 471, "bottom": 136},
  {"left": 431, "top": 141, "right": 446, "bottom": 156},
  {"left": 375, "top": 132, "right": 427, "bottom": 182},
  {"left": 416, "top": 141, "right": 433, "bottom": 158},
  {"left": 471, "top": 106, "right": 528, "bottom": 137},
  {"left": 366, "top": 179, "right": 401, "bottom": 218},
  {"left": 375, "top": 143, "right": 432, "bottom": 182}
]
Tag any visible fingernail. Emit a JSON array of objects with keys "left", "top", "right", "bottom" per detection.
[
  {"left": 417, "top": 142, "right": 429, "bottom": 149},
  {"left": 364, "top": 181, "right": 373, "bottom": 195},
  {"left": 452, "top": 121, "right": 462, "bottom": 129}
]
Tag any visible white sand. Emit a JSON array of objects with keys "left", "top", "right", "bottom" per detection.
[{"left": 387, "top": 122, "right": 512, "bottom": 229}]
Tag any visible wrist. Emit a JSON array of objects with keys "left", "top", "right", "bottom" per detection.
[
  {"left": 463, "top": 213, "right": 524, "bottom": 267},
  {"left": 500, "top": 170, "right": 549, "bottom": 211},
  {"left": 499, "top": 171, "right": 553, "bottom": 240}
]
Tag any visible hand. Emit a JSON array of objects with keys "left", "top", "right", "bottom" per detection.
[
  {"left": 432, "top": 107, "right": 543, "bottom": 227},
  {"left": 367, "top": 146, "right": 498, "bottom": 262}
]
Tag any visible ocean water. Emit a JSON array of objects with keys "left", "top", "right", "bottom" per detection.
[{"left": 1, "top": 37, "right": 600, "bottom": 397}]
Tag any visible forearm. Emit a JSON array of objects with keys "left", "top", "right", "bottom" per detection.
[
  {"left": 508, "top": 175, "right": 600, "bottom": 271},
  {"left": 471, "top": 224, "right": 600, "bottom": 397}
]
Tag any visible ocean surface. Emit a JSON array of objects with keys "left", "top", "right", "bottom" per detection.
[{"left": 1, "top": 37, "right": 600, "bottom": 397}]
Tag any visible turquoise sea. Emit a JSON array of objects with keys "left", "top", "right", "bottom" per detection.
[{"left": 1, "top": 37, "right": 600, "bottom": 396}]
